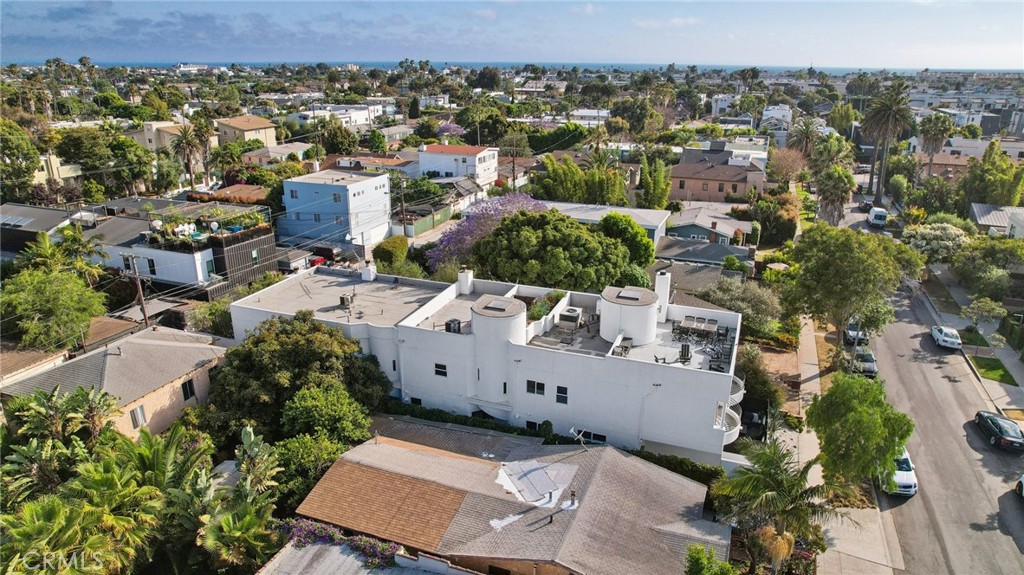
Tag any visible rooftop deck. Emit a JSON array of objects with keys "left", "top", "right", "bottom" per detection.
[{"left": 416, "top": 294, "right": 478, "bottom": 332}]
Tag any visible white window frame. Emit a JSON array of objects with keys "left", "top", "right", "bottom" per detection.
[{"left": 129, "top": 405, "right": 147, "bottom": 429}]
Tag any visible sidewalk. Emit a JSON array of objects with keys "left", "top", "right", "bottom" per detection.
[
  {"left": 928, "top": 264, "right": 1024, "bottom": 415},
  {"left": 774, "top": 319, "right": 901, "bottom": 575}
]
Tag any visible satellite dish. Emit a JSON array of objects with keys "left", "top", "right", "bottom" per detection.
[
  {"left": 150, "top": 219, "right": 163, "bottom": 230},
  {"left": 210, "top": 222, "right": 219, "bottom": 232}
]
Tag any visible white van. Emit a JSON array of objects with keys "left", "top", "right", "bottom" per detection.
[{"left": 868, "top": 207, "right": 888, "bottom": 229}]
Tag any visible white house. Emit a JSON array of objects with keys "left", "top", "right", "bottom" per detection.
[
  {"left": 365, "top": 97, "right": 398, "bottom": 116},
  {"left": 568, "top": 109, "right": 611, "bottom": 128},
  {"left": 711, "top": 94, "right": 739, "bottom": 117},
  {"left": 308, "top": 103, "right": 382, "bottom": 125},
  {"left": 230, "top": 266, "right": 748, "bottom": 467},
  {"left": 906, "top": 136, "right": 1024, "bottom": 162},
  {"left": 761, "top": 104, "right": 793, "bottom": 126},
  {"left": 278, "top": 169, "right": 391, "bottom": 248},
  {"left": 418, "top": 94, "right": 451, "bottom": 109},
  {"left": 418, "top": 144, "right": 500, "bottom": 189},
  {"left": 285, "top": 110, "right": 336, "bottom": 128}
]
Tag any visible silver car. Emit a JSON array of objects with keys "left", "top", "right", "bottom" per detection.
[{"left": 852, "top": 346, "right": 879, "bottom": 378}]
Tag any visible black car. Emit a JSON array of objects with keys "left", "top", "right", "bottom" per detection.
[
  {"left": 858, "top": 200, "right": 873, "bottom": 212},
  {"left": 974, "top": 411, "right": 1024, "bottom": 451}
]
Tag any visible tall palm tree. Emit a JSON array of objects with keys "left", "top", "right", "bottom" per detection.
[
  {"left": 192, "top": 119, "right": 215, "bottom": 187},
  {"left": 171, "top": 124, "right": 203, "bottom": 191},
  {"left": 919, "top": 112, "right": 955, "bottom": 180},
  {"left": 713, "top": 439, "right": 851, "bottom": 574},
  {"left": 816, "top": 166, "right": 857, "bottom": 226},
  {"left": 15, "top": 231, "right": 69, "bottom": 273},
  {"left": 808, "top": 133, "right": 855, "bottom": 178},
  {"left": 786, "top": 117, "right": 819, "bottom": 156},
  {"left": 211, "top": 144, "right": 243, "bottom": 180},
  {"left": 58, "top": 224, "right": 108, "bottom": 287},
  {"left": 71, "top": 387, "right": 121, "bottom": 447},
  {"left": 583, "top": 124, "right": 610, "bottom": 152},
  {"left": 862, "top": 80, "right": 913, "bottom": 206}
]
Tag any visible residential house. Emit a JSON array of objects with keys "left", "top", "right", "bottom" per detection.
[
  {"left": 0, "top": 327, "right": 224, "bottom": 439},
  {"left": 516, "top": 80, "right": 567, "bottom": 96},
  {"left": 33, "top": 154, "right": 82, "bottom": 185},
  {"left": 497, "top": 156, "right": 534, "bottom": 190},
  {"left": 647, "top": 260, "right": 744, "bottom": 304},
  {"left": 419, "top": 144, "right": 500, "bottom": 189},
  {"left": 308, "top": 104, "right": 382, "bottom": 127},
  {"left": 379, "top": 124, "right": 414, "bottom": 143},
  {"left": 231, "top": 266, "right": 749, "bottom": 466},
  {"left": 969, "top": 203, "right": 1024, "bottom": 235},
  {"left": 719, "top": 113, "right": 755, "bottom": 131},
  {"left": 670, "top": 163, "right": 764, "bottom": 202},
  {"left": 365, "top": 97, "right": 398, "bottom": 116},
  {"left": 913, "top": 153, "right": 971, "bottom": 184},
  {"left": 285, "top": 110, "right": 336, "bottom": 128},
  {"left": 294, "top": 418, "right": 731, "bottom": 575},
  {"left": 83, "top": 200, "right": 277, "bottom": 300},
  {"left": 761, "top": 104, "right": 793, "bottom": 126},
  {"left": 327, "top": 154, "right": 419, "bottom": 179},
  {"left": 679, "top": 143, "right": 734, "bottom": 166},
  {"left": 278, "top": 169, "right": 391, "bottom": 249},
  {"left": 906, "top": 136, "right": 1024, "bottom": 162},
  {"left": 539, "top": 201, "right": 670, "bottom": 243},
  {"left": 656, "top": 236, "right": 755, "bottom": 267},
  {"left": 242, "top": 143, "right": 313, "bottom": 166},
  {"left": 418, "top": 94, "right": 451, "bottom": 109},
  {"left": 129, "top": 121, "right": 217, "bottom": 153},
  {"left": 711, "top": 94, "right": 738, "bottom": 116},
  {"left": 666, "top": 206, "right": 754, "bottom": 245},
  {"left": 215, "top": 115, "right": 277, "bottom": 148},
  {"left": 568, "top": 108, "right": 611, "bottom": 128},
  {"left": 0, "top": 204, "right": 72, "bottom": 258},
  {"left": 934, "top": 108, "right": 1002, "bottom": 135}
]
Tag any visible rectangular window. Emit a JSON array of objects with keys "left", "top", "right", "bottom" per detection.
[
  {"left": 503, "top": 382, "right": 507, "bottom": 394},
  {"left": 313, "top": 213, "right": 321, "bottom": 223},
  {"left": 718, "top": 183, "right": 725, "bottom": 193},
  {"left": 525, "top": 421, "right": 539, "bottom": 431},
  {"left": 181, "top": 379, "right": 196, "bottom": 401},
  {"left": 293, "top": 212, "right": 301, "bottom": 220},
  {"left": 147, "top": 258, "right": 156, "bottom": 275},
  {"left": 445, "top": 171, "right": 453, "bottom": 177},
  {"left": 333, "top": 193, "right": 341, "bottom": 203},
  {"left": 410, "top": 397, "right": 422, "bottom": 406},
  {"left": 527, "top": 380, "right": 545, "bottom": 395},
  {"left": 731, "top": 183, "right": 738, "bottom": 193},
  {"left": 556, "top": 386, "right": 568, "bottom": 404},
  {"left": 251, "top": 249, "right": 259, "bottom": 266},
  {"left": 392, "top": 360, "right": 397, "bottom": 371},
  {"left": 679, "top": 180, "right": 685, "bottom": 189},
  {"left": 702, "top": 182, "right": 709, "bottom": 191},
  {"left": 290, "top": 189, "right": 298, "bottom": 199},
  {"left": 206, "top": 259, "right": 215, "bottom": 276},
  {"left": 581, "top": 430, "right": 607, "bottom": 444},
  {"left": 129, "top": 405, "right": 147, "bottom": 429},
  {"left": 461, "top": 157, "right": 467, "bottom": 163},
  {"left": 335, "top": 216, "right": 343, "bottom": 225},
  {"left": 434, "top": 363, "right": 447, "bottom": 377}
]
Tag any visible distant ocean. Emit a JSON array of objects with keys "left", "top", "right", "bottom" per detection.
[{"left": 16, "top": 60, "right": 1022, "bottom": 75}]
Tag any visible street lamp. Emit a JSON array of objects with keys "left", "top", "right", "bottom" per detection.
[{"left": 638, "top": 383, "right": 663, "bottom": 448}]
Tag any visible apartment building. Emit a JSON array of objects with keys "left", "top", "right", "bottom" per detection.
[
  {"left": 277, "top": 169, "right": 391, "bottom": 248},
  {"left": 215, "top": 114, "right": 277, "bottom": 148},
  {"left": 418, "top": 144, "right": 500, "bottom": 189}
]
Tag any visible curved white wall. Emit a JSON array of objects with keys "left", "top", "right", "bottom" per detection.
[
  {"left": 471, "top": 307, "right": 526, "bottom": 406},
  {"left": 600, "top": 299, "right": 658, "bottom": 346}
]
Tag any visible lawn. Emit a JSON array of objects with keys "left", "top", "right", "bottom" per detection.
[
  {"left": 969, "top": 356, "right": 1019, "bottom": 387},
  {"left": 959, "top": 329, "right": 989, "bottom": 348},
  {"left": 921, "top": 274, "right": 961, "bottom": 314}
]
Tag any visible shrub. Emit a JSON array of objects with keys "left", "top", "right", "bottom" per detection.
[
  {"left": 783, "top": 412, "right": 805, "bottom": 432},
  {"left": 925, "top": 212, "right": 977, "bottom": 236},
  {"left": 372, "top": 235, "right": 409, "bottom": 267},
  {"left": 527, "top": 300, "right": 552, "bottom": 321},
  {"left": 626, "top": 449, "right": 726, "bottom": 486},
  {"left": 736, "top": 344, "right": 785, "bottom": 407}
]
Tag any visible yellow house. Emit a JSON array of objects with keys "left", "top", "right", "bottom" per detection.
[
  {"left": 216, "top": 114, "right": 277, "bottom": 148},
  {"left": 33, "top": 154, "right": 82, "bottom": 185}
]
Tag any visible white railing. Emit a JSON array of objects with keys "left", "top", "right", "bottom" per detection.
[
  {"left": 722, "top": 407, "right": 742, "bottom": 445},
  {"left": 730, "top": 372, "right": 746, "bottom": 406}
]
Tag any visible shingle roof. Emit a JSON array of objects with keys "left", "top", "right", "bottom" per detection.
[
  {"left": 648, "top": 260, "right": 736, "bottom": 297},
  {"left": 970, "top": 202, "right": 1024, "bottom": 228},
  {"left": 370, "top": 416, "right": 543, "bottom": 461},
  {"left": 669, "top": 206, "right": 753, "bottom": 236},
  {"left": 671, "top": 162, "right": 752, "bottom": 182},
  {"left": 542, "top": 201, "right": 670, "bottom": 229},
  {"left": 422, "top": 144, "right": 491, "bottom": 156},
  {"left": 656, "top": 236, "right": 751, "bottom": 264},
  {"left": 218, "top": 114, "right": 276, "bottom": 131},
  {"left": 1, "top": 327, "right": 224, "bottom": 406},
  {"left": 297, "top": 423, "right": 730, "bottom": 573},
  {"left": 679, "top": 148, "right": 734, "bottom": 165}
]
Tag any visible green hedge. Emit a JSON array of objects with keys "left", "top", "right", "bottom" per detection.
[
  {"left": 371, "top": 236, "right": 409, "bottom": 267},
  {"left": 998, "top": 315, "right": 1024, "bottom": 352},
  {"left": 625, "top": 449, "right": 725, "bottom": 487}
]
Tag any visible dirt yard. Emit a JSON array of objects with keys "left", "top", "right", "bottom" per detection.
[{"left": 760, "top": 346, "right": 801, "bottom": 415}]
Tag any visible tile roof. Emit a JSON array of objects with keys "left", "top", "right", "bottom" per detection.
[
  {"left": 1, "top": 327, "right": 224, "bottom": 406},
  {"left": 422, "top": 144, "right": 492, "bottom": 156},
  {"left": 217, "top": 114, "right": 276, "bottom": 131},
  {"left": 671, "top": 162, "right": 753, "bottom": 182},
  {"left": 656, "top": 236, "right": 751, "bottom": 265}
]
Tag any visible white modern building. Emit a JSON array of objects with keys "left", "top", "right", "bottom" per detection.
[
  {"left": 278, "top": 169, "right": 391, "bottom": 248},
  {"left": 308, "top": 103, "right": 382, "bottom": 126},
  {"left": 761, "top": 104, "right": 793, "bottom": 126},
  {"left": 418, "top": 94, "right": 451, "bottom": 109},
  {"left": 229, "top": 266, "right": 747, "bottom": 467},
  {"left": 418, "top": 144, "right": 500, "bottom": 189},
  {"left": 711, "top": 94, "right": 739, "bottom": 117},
  {"left": 906, "top": 135, "right": 1024, "bottom": 161},
  {"left": 568, "top": 108, "right": 611, "bottom": 128}
]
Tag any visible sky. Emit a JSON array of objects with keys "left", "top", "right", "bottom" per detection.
[{"left": 1, "top": 0, "right": 1022, "bottom": 70}]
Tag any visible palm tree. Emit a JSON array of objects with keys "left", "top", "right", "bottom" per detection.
[
  {"left": 211, "top": 144, "right": 242, "bottom": 180},
  {"left": 816, "top": 166, "right": 857, "bottom": 226},
  {"left": 192, "top": 120, "right": 215, "bottom": 187},
  {"left": 71, "top": 387, "right": 121, "bottom": 447},
  {"left": 808, "top": 133, "right": 855, "bottom": 177},
  {"left": 583, "top": 124, "right": 610, "bottom": 152},
  {"left": 12, "top": 386, "right": 83, "bottom": 444},
  {"left": 171, "top": 124, "right": 203, "bottom": 191},
  {"left": 713, "top": 439, "right": 851, "bottom": 574},
  {"left": 581, "top": 147, "right": 619, "bottom": 171},
  {"left": 117, "top": 423, "right": 208, "bottom": 492},
  {"left": 1, "top": 495, "right": 113, "bottom": 574},
  {"left": 15, "top": 231, "right": 69, "bottom": 273},
  {"left": 919, "top": 113, "right": 955, "bottom": 180},
  {"left": 862, "top": 80, "right": 913, "bottom": 206},
  {"left": 2, "top": 438, "right": 72, "bottom": 506},
  {"left": 787, "top": 117, "right": 819, "bottom": 156},
  {"left": 58, "top": 224, "right": 108, "bottom": 287}
]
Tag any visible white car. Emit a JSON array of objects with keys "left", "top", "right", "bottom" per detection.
[
  {"left": 882, "top": 448, "right": 918, "bottom": 497},
  {"left": 930, "top": 326, "right": 962, "bottom": 350}
]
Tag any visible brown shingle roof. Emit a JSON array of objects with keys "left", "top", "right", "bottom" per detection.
[
  {"left": 423, "top": 144, "right": 490, "bottom": 156},
  {"left": 296, "top": 459, "right": 467, "bottom": 552},
  {"left": 670, "top": 162, "right": 751, "bottom": 182},
  {"left": 217, "top": 114, "right": 276, "bottom": 131}
]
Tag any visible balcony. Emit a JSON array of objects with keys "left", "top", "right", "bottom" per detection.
[
  {"left": 729, "top": 371, "right": 746, "bottom": 407},
  {"left": 722, "top": 407, "right": 742, "bottom": 445}
]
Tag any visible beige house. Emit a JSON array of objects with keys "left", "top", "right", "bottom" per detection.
[
  {"left": 669, "top": 163, "right": 765, "bottom": 202},
  {"left": 33, "top": 154, "right": 82, "bottom": 185},
  {"left": 0, "top": 327, "right": 225, "bottom": 439},
  {"left": 216, "top": 114, "right": 277, "bottom": 148}
]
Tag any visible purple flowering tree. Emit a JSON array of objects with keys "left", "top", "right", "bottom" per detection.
[
  {"left": 438, "top": 123, "right": 466, "bottom": 137},
  {"left": 426, "top": 193, "right": 547, "bottom": 271}
]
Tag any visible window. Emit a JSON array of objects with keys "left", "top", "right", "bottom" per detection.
[
  {"left": 251, "top": 249, "right": 259, "bottom": 266},
  {"left": 444, "top": 171, "right": 453, "bottom": 177},
  {"left": 581, "top": 430, "right": 607, "bottom": 444},
  {"left": 679, "top": 180, "right": 685, "bottom": 189},
  {"left": 181, "top": 379, "right": 196, "bottom": 401},
  {"left": 289, "top": 190, "right": 298, "bottom": 199},
  {"left": 556, "top": 386, "right": 568, "bottom": 404},
  {"left": 731, "top": 183, "right": 738, "bottom": 193},
  {"left": 702, "top": 182, "right": 709, "bottom": 191},
  {"left": 719, "top": 237, "right": 730, "bottom": 245},
  {"left": 410, "top": 397, "right": 422, "bottom": 406},
  {"left": 333, "top": 193, "right": 341, "bottom": 203},
  {"left": 1018, "top": 151, "right": 1024, "bottom": 159},
  {"left": 147, "top": 258, "right": 156, "bottom": 275},
  {"left": 503, "top": 381, "right": 507, "bottom": 394},
  {"left": 527, "top": 380, "right": 545, "bottom": 395},
  {"left": 206, "top": 260, "right": 215, "bottom": 277},
  {"left": 718, "top": 183, "right": 725, "bottom": 193},
  {"left": 147, "top": 138, "right": 153, "bottom": 144},
  {"left": 461, "top": 157, "right": 467, "bottom": 163},
  {"left": 313, "top": 213, "right": 321, "bottom": 223},
  {"left": 434, "top": 363, "right": 447, "bottom": 377},
  {"left": 488, "top": 567, "right": 512, "bottom": 575},
  {"left": 392, "top": 360, "right": 397, "bottom": 371},
  {"left": 122, "top": 255, "right": 131, "bottom": 269},
  {"left": 129, "top": 405, "right": 147, "bottom": 429},
  {"left": 293, "top": 212, "right": 301, "bottom": 220},
  {"left": 525, "top": 421, "right": 539, "bottom": 431}
]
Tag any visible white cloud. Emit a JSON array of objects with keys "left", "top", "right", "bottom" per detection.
[
  {"left": 472, "top": 8, "right": 497, "bottom": 21},
  {"left": 570, "top": 3, "right": 604, "bottom": 16},
  {"left": 633, "top": 16, "right": 699, "bottom": 30}
]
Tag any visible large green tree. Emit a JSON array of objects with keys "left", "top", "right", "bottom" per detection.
[
  {"left": 808, "top": 133, "right": 854, "bottom": 178},
  {"left": 636, "top": 154, "right": 671, "bottom": 209},
  {"left": 1, "top": 269, "right": 106, "bottom": 350},
  {"left": 806, "top": 373, "right": 914, "bottom": 488},
  {"left": 531, "top": 155, "right": 628, "bottom": 206},
  {"left": 862, "top": 80, "right": 913, "bottom": 206},
  {"left": 0, "top": 118, "right": 40, "bottom": 203},
  {"left": 697, "top": 277, "right": 781, "bottom": 335},
  {"left": 826, "top": 101, "right": 858, "bottom": 138},
  {"left": 815, "top": 166, "right": 856, "bottom": 227},
  {"left": 472, "top": 211, "right": 630, "bottom": 291},
  {"left": 918, "top": 113, "right": 955, "bottom": 179},
  {"left": 957, "top": 139, "right": 1024, "bottom": 209},
  {"left": 596, "top": 212, "right": 655, "bottom": 267},
  {"left": 610, "top": 97, "right": 664, "bottom": 135},
  {"left": 54, "top": 126, "right": 113, "bottom": 176}
]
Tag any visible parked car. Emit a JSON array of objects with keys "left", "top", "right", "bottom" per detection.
[
  {"left": 974, "top": 411, "right": 1024, "bottom": 451},
  {"left": 310, "top": 245, "right": 344, "bottom": 264},
  {"left": 854, "top": 164, "right": 872, "bottom": 174},
  {"left": 851, "top": 346, "right": 879, "bottom": 378},
  {"left": 844, "top": 320, "right": 869, "bottom": 345},
  {"left": 881, "top": 448, "right": 918, "bottom": 496},
  {"left": 930, "top": 326, "right": 962, "bottom": 350},
  {"left": 858, "top": 200, "right": 873, "bottom": 212}
]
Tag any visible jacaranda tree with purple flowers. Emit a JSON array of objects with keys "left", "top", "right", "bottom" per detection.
[{"left": 426, "top": 193, "right": 547, "bottom": 271}]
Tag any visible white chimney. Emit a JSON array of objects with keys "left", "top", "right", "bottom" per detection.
[
  {"left": 655, "top": 270, "right": 671, "bottom": 323},
  {"left": 457, "top": 266, "right": 474, "bottom": 295},
  {"left": 361, "top": 262, "right": 377, "bottom": 282},
  {"left": 418, "top": 144, "right": 427, "bottom": 152},
  {"left": 441, "top": 139, "right": 449, "bottom": 146},
  {"left": 312, "top": 160, "right": 320, "bottom": 172}
]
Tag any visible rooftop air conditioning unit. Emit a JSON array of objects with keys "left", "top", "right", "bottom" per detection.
[
  {"left": 558, "top": 307, "right": 583, "bottom": 330},
  {"left": 445, "top": 318, "right": 462, "bottom": 334},
  {"left": 339, "top": 293, "right": 354, "bottom": 309}
]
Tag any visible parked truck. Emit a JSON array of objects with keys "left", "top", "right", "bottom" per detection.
[{"left": 868, "top": 207, "right": 889, "bottom": 229}]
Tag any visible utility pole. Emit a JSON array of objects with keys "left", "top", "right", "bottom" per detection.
[{"left": 122, "top": 253, "right": 151, "bottom": 327}]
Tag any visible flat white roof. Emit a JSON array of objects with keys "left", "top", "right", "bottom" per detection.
[
  {"left": 542, "top": 201, "right": 670, "bottom": 229},
  {"left": 285, "top": 168, "right": 387, "bottom": 186}
]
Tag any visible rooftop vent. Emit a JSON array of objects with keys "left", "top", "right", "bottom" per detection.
[
  {"left": 484, "top": 299, "right": 510, "bottom": 312},
  {"left": 445, "top": 318, "right": 462, "bottom": 333},
  {"left": 618, "top": 289, "right": 642, "bottom": 301},
  {"left": 339, "top": 293, "right": 354, "bottom": 308}
]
